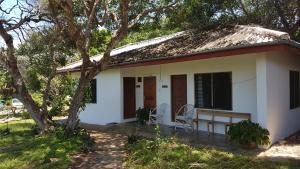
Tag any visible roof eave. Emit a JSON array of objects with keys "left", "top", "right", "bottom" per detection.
[
  {"left": 58, "top": 41, "right": 300, "bottom": 73},
  {"left": 108, "top": 41, "right": 300, "bottom": 69}
]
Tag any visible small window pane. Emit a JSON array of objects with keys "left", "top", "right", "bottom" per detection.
[
  {"left": 213, "top": 72, "right": 232, "bottom": 110},
  {"left": 195, "top": 73, "right": 212, "bottom": 108},
  {"left": 290, "top": 71, "right": 300, "bottom": 109}
]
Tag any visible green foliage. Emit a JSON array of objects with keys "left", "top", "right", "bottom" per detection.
[
  {"left": 127, "top": 134, "right": 144, "bottom": 145},
  {"left": 228, "top": 120, "right": 270, "bottom": 147},
  {"left": 136, "top": 108, "right": 151, "bottom": 125},
  {"left": 48, "top": 106, "right": 63, "bottom": 118},
  {"left": 172, "top": 0, "right": 219, "bottom": 30},
  {"left": 118, "top": 27, "right": 181, "bottom": 47},
  {"left": 0, "top": 128, "right": 10, "bottom": 136},
  {"left": 31, "top": 93, "right": 43, "bottom": 107},
  {"left": 0, "top": 66, "right": 11, "bottom": 98},
  {"left": 89, "top": 29, "right": 112, "bottom": 55},
  {"left": 31, "top": 124, "right": 41, "bottom": 135},
  {"left": 0, "top": 120, "right": 84, "bottom": 169},
  {"left": 20, "top": 111, "right": 31, "bottom": 120},
  {"left": 16, "top": 27, "right": 76, "bottom": 119},
  {"left": 5, "top": 99, "right": 12, "bottom": 107},
  {"left": 54, "top": 124, "right": 95, "bottom": 153},
  {"left": 46, "top": 75, "right": 77, "bottom": 118},
  {"left": 158, "top": 0, "right": 300, "bottom": 42},
  {"left": 26, "top": 70, "right": 42, "bottom": 92},
  {"left": 126, "top": 136, "right": 297, "bottom": 169}
]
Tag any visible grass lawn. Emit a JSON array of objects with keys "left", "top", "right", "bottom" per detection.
[
  {"left": 125, "top": 138, "right": 300, "bottom": 169},
  {"left": 1, "top": 120, "right": 300, "bottom": 169},
  {"left": 0, "top": 120, "right": 83, "bottom": 169}
]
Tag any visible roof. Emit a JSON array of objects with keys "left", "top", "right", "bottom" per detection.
[{"left": 58, "top": 25, "right": 300, "bottom": 73}]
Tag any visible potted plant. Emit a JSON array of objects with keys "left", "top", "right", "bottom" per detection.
[
  {"left": 136, "top": 108, "right": 151, "bottom": 125},
  {"left": 228, "top": 120, "right": 270, "bottom": 149}
]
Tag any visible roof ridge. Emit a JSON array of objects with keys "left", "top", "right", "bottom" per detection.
[
  {"left": 236, "top": 25, "right": 290, "bottom": 39},
  {"left": 86, "top": 30, "right": 186, "bottom": 60},
  {"left": 109, "top": 31, "right": 186, "bottom": 56},
  {"left": 112, "top": 31, "right": 186, "bottom": 51}
]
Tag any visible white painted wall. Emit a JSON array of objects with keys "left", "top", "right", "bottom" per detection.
[
  {"left": 78, "top": 69, "right": 123, "bottom": 125},
  {"left": 257, "top": 52, "right": 300, "bottom": 143},
  {"left": 74, "top": 50, "right": 300, "bottom": 143},
  {"left": 121, "top": 54, "right": 258, "bottom": 134}
]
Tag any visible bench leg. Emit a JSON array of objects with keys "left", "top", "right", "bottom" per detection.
[
  {"left": 207, "top": 122, "right": 210, "bottom": 135},
  {"left": 225, "top": 124, "right": 231, "bottom": 135},
  {"left": 191, "top": 123, "right": 194, "bottom": 132}
]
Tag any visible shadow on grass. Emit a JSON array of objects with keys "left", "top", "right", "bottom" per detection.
[
  {"left": 125, "top": 137, "right": 300, "bottom": 169},
  {"left": 0, "top": 121, "right": 83, "bottom": 169}
]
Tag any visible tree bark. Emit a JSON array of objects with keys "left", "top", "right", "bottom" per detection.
[
  {"left": 0, "top": 22, "right": 49, "bottom": 130},
  {"left": 65, "top": 70, "right": 91, "bottom": 133}
]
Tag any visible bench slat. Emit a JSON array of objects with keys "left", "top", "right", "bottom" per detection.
[{"left": 194, "top": 108, "right": 251, "bottom": 134}]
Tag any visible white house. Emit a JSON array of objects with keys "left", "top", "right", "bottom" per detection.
[{"left": 58, "top": 25, "right": 300, "bottom": 143}]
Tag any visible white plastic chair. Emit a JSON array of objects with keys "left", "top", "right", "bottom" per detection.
[
  {"left": 174, "top": 104, "right": 195, "bottom": 130},
  {"left": 148, "top": 103, "right": 168, "bottom": 125}
]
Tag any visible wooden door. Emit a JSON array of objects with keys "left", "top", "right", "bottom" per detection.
[
  {"left": 171, "top": 75, "right": 187, "bottom": 121},
  {"left": 143, "top": 76, "right": 156, "bottom": 109},
  {"left": 123, "top": 77, "right": 136, "bottom": 119}
]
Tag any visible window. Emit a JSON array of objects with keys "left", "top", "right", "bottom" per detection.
[
  {"left": 195, "top": 72, "right": 232, "bottom": 110},
  {"left": 290, "top": 71, "right": 300, "bottom": 109},
  {"left": 89, "top": 79, "right": 97, "bottom": 103}
]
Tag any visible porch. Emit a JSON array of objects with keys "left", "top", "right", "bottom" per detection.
[{"left": 120, "top": 53, "right": 258, "bottom": 135}]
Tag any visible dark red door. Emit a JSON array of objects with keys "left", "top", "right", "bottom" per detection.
[
  {"left": 143, "top": 77, "right": 156, "bottom": 109},
  {"left": 171, "top": 75, "right": 187, "bottom": 121},
  {"left": 123, "top": 77, "right": 136, "bottom": 119}
]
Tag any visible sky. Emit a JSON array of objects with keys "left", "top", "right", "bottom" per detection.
[{"left": 0, "top": 0, "right": 35, "bottom": 47}]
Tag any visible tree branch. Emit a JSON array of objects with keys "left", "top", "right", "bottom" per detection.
[
  {"left": 274, "top": 0, "right": 290, "bottom": 30},
  {"left": 85, "top": 0, "right": 101, "bottom": 50},
  {"left": 128, "top": 0, "right": 179, "bottom": 29}
]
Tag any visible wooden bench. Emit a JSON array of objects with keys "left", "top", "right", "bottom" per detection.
[{"left": 193, "top": 109, "right": 251, "bottom": 134}]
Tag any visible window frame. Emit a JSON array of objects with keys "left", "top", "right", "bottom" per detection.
[{"left": 194, "top": 72, "right": 233, "bottom": 111}]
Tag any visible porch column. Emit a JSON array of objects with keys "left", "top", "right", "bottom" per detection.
[
  {"left": 256, "top": 55, "right": 268, "bottom": 129},
  {"left": 187, "top": 73, "right": 195, "bottom": 105}
]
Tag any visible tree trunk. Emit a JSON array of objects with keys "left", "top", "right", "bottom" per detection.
[
  {"left": 65, "top": 72, "right": 91, "bottom": 134},
  {"left": 0, "top": 23, "right": 49, "bottom": 131}
]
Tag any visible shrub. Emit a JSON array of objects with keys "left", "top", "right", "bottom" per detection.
[
  {"left": 5, "top": 99, "right": 12, "bottom": 107},
  {"left": 0, "top": 128, "right": 10, "bottom": 136},
  {"left": 48, "top": 105, "right": 63, "bottom": 118},
  {"left": 31, "top": 124, "right": 41, "bottom": 135},
  {"left": 78, "top": 128, "right": 95, "bottom": 153},
  {"left": 128, "top": 134, "right": 144, "bottom": 145},
  {"left": 20, "top": 111, "right": 31, "bottom": 119},
  {"left": 54, "top": 123, "right": 95, "bottom": 153},
  {"left": 228, "top": 120, "right": 270, "bottom": 147},
  {"left": 136, "top": 107, "right": 151, "bottom": 125}
]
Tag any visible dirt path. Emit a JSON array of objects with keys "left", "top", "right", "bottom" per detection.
[{"left": 69, "top": 130, "right": 127, "bottom": 169}]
